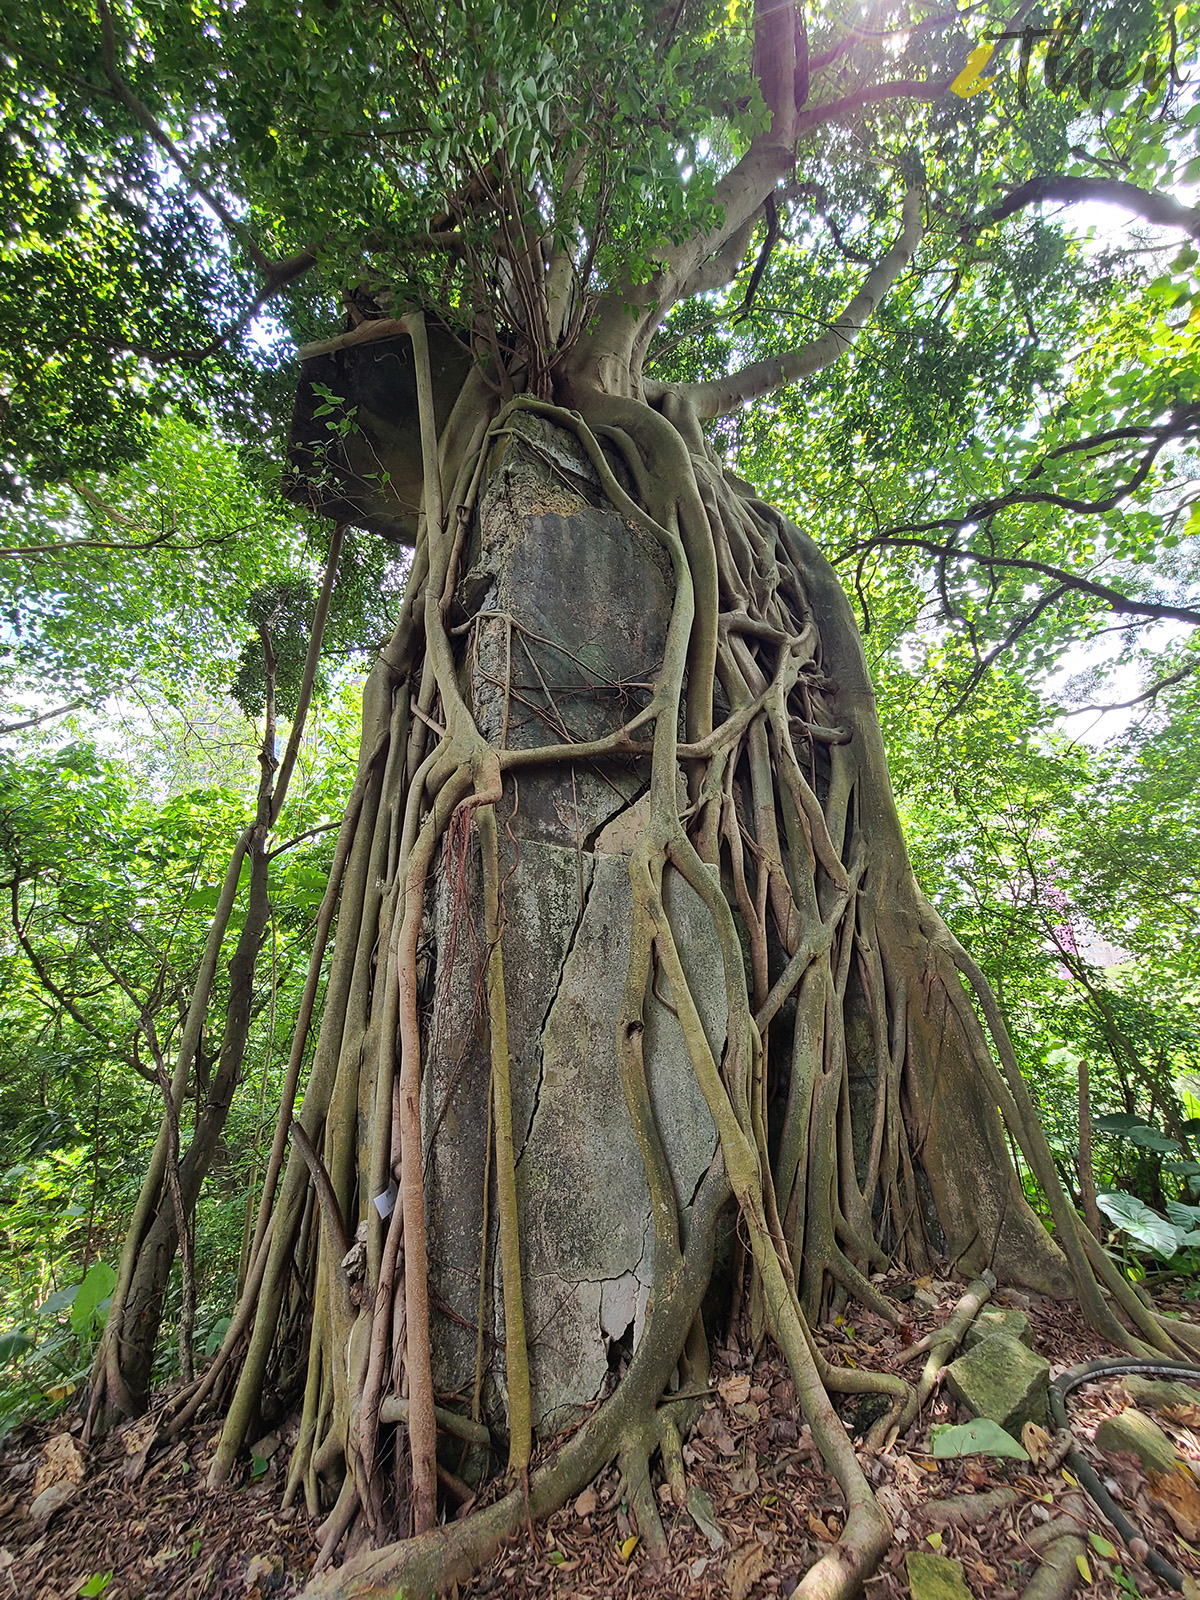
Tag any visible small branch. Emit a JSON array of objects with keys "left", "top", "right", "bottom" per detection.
[
  {"left": 69, "top": 482, "right": 148, "bottom": 530},
  {"left": 96, "top": 0, "right": 271, "bottom": 275},
  {"left": 0, "top": 530, "right": 230, "bottom": 559},
  {"left": 0, "top": 700, "right": 85, "bottom": 736},
  {"left": 266, "top": 820, "right": 341, "bottom": 861},
  {"left": 682, "top": 188, "right": 923, "bottom": 419},
  {"left": 857, "top": 533, "right": 1200, "bottom": 631},
  {"left": 1058, "top": 658, "right": 1198, "bottom": 715}
]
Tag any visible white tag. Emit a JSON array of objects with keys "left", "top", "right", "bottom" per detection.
[{"left": 373, "top": 1181, "right": 398, "bottom": 1220}]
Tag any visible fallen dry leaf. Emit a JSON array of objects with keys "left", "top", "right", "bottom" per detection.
[
  {"left": 573, "top": 1487, "right": 597, "bottom": 1518},
  {"left": 1022, "top": 1422, "right": 1051, "bottom": 1464},
  {"left": 719, "top": 1374, "right": 752, "bottom": 1407},
  {"left": 725, "top": 1540, "right": 768, "bottom": 1600},
  {"left": 27, "top": 1480, "right": 78, "bottom": 1525},
  {"left": 33, "top": 1435, "right": 85, "bottom": 1496},
  {"left": 808, "top": 1511, "right": 836, "bottom": 1543},
  {"left": 1163, "top": 1402, "right": 1200, "bottom": 1430},
  {"left": 244, "top": 1553, "right": 278, "bottom": 1586},
  {"left": 1149, "top": 1464, "right": 1200, "bottom": 1542}
]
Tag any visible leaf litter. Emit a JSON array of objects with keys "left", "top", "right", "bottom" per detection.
[{"left": 0, "top": 1277, "right": 1197, "bottom": 1600}]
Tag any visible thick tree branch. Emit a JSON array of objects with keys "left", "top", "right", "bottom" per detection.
[
  {"left": 677, "top": 210, "right": 761, "bottom": 301},
  {"left": 855, "top": 533, "right": 1200, "bottom": 629},
  {"left": 682, "top": 186, "right": 923, "bottom": 419},
  {"left": 981, "top": 175, "right": 1200, "bottom": 238},
  {"left": 793, "top": 76, "right": 953, "bottom": 134}
]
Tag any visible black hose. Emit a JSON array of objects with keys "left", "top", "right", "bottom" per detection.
[{"left": 1049, "top": 1358, "right": 1200, "bottom": 1594}]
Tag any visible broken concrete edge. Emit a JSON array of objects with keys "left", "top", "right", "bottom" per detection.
[{"left": 944, "top": 1332, "right": 1051, "bottom": 1440}]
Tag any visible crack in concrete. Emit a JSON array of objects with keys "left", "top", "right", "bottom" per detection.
[
  {"left": 513, "top": 853, "right": 595, "bottom": 1167},
  {"left": 579, "top": 779, "right": 649, "bottom": 855}
]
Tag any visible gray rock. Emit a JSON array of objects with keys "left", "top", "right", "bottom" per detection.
[
  {"left": 963, "top": 1308, "right": 1033, "bottom": 1351},
  {"left": 945, "top": 1332, "right": 1050, "bottom": 1434}
]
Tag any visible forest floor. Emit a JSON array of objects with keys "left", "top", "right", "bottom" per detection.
[{"left": 2, "top": 1278, "right": 1199, "bottom": 1600}]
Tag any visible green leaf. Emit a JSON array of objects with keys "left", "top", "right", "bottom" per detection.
[
  {"left": 38, "top": 1284, "right": 80, "bottom": 1317},
  {"left": 69, "top": 1262, "right": 117, "bottom": 1341},
  {"left": 930, "top": 1419, "right": 1029, "bottom": 1460},
  {"left": 1127, "top": 1127, "right": 1182, "bottom": 1155},
  {"left": 1096, "top": 1193, "right": 1182, "bottom": 1257},
  {"left": 1093, "top": 1114, "right": 1150, "bottom": 1134},
  {"left": 0, "top": 1330, "right": 33, "bottom": 1363},
  {"left": 1089, "top": 1532, "right": 1118, "bottom": 1560},
  {"left": 204, "top": 1317, "right": 232, "bottom": 1358},
  {"left": 76, "top": 1574, "right": 113, "bottom": 1597}
]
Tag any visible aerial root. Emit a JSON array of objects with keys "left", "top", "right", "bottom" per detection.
[
  {"left": 619, "top": 1426, "right": 670, "bottom": 1563},
  {"left": 1017, "top": 1494, "right": 1091, "bottom": 1600},
  {"left": 892, "top": 1271, "right": 996, "bottom": 1436}
]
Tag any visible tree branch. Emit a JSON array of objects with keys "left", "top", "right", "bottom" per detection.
[
  {"left": 96, "top": 1, "right": 271, "bottom": 275},
  {"left": 0, "top": 701, "right": 85, "bottom": 736},
  {"left": 980, "top": 175, "right": 1200, "bottom": 238},
  {"left": 854, "top": 533, "right": 1200, "bottom": 630},
  {"left": 843, "top": 405, "right": 1200, "bottom": 631},
  {"left": 95, "top": 0, "right": 316, "bottom": 298},
  {"left": 1058, "top": 659, "right": 1199, "bottom": 716},
  {"left": 681, "top": 186, "right": 923, "bottom": 419}
]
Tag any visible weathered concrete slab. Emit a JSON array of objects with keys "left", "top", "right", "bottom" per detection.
[
  {"left": 945, "top": 1332, "right": 1050, "bottom": 1434},
  {"left": 422, "top": 421, "right": 723, "bottom": 1435},
  {"left": 963, "top": 1307, "right": 1033, "bottom": 1351}
]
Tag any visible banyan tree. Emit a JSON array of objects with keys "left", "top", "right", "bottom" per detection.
[{"left": 47, "top": 0, "right": 1200, "bottom": 1592}]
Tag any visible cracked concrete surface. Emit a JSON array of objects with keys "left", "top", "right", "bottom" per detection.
[{"left": 421, "top": 417, "right": 724, "bottom": 1434}]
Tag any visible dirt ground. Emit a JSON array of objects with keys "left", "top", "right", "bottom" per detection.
[{"left": 3, "top": 1278, "right": 1199, "bottom": 1600}]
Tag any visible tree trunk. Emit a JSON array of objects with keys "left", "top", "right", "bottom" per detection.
[{"left": 121, "top": 330, "right": 1194, "bottom": 1600}]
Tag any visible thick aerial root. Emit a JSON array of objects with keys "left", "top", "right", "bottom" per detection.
[
  {"left": 1017, "top": 1496, "right": 1091, "bottom": 1600},
  {"left": 619, "top": 1428, "right": 670, "bottom": 1563},
  {"left": 298, "top": 1162, "right": 731, "bottom": 1599}
]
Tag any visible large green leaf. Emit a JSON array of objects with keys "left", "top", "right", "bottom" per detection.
[
  {"left": 1096, "top": 1192, "right": 1183, "bottom": 1257},
  {"left": 931, "top": 1420, "right": 1029, "bottom": 1460},
  {"left": 0, "top": 1330, "right": 33, "bottom": 1364},
  {"left": 38, "top": 1284, "right": 80, "bottom": 1317},
  {"left": 68, "top": 1262, "right": 117, "bottom": 1341},
  {"left": 1126, "top": 1127, "right": 1183, "bottom": 1156}
]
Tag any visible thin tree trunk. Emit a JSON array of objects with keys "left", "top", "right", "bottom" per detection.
[{"left": 1078, "top": 1057, "right": 1103, "bottom": 1240}]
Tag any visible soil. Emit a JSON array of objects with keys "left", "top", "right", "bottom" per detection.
[{"left": 3, "top": 1278, "right": 1198, "bottom": 1600}]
